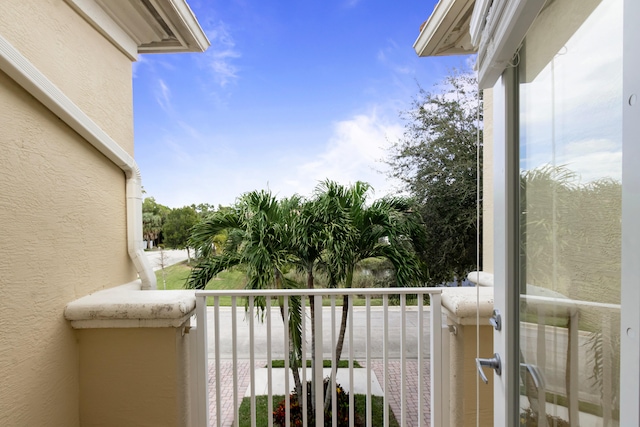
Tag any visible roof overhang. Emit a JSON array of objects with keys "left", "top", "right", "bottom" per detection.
[
  {"left": 66, "top": 0, "right": 210, "bottom": 60},
  {"left": 413, "top": 0, "right": 477, "bottom": 57}
]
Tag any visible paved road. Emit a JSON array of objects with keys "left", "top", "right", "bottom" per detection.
[
  {"left": 144, "top": 249, "right": 191, "bottom": 271},
  {"left": 206, "top": 306, "right": 434, "bottom": 360}
]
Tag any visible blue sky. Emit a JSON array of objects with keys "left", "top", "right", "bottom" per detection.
[{"left": 133, "top": 0, "right": 470, "bottom": 208}]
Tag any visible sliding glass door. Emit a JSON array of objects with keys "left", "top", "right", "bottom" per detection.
[{"left": 517, "top": 0, "right": 622, "bottom": 425}]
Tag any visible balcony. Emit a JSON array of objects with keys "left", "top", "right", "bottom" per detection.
[{"left": 191, "top": 288, "right": 447, "bottom": 427}]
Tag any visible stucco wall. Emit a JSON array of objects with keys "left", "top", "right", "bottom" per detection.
[
  {"left": 78, "top": 327, "right": 191, "bottom": 427},
  {"left": 0, "top": 1, "right": 136, "bottom": 425},
  {"left": 0, "top": 0, "right": 134, "bottom": 155}
]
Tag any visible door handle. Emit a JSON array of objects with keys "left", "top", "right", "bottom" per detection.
[
  {"left": 476, "top": 353, "right": 502, "bottom": 384},
  {"left": 520, "top": 363, "right": 545, "bottom": 390}
]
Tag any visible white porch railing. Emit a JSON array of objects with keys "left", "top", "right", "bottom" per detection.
[{"left": 192, "top": 288, "right": 445, "bottom": 427}]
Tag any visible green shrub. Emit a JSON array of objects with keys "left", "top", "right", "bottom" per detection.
[{"left": 273, "top": 379, "right": 363, "bottom": 427}]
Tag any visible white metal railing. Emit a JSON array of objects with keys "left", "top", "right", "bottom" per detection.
[{"left": 193, "top": 287, "right": 444, "bottom": 427}]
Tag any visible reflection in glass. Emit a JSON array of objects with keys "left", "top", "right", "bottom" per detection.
[{"left": 518, "top": 0, "right": 621, "bottom": 425}]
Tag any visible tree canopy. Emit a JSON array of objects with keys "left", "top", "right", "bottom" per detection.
[
  {"left": 185, "top": 180, "right": 427, "bottom": 411},
  {"left": 385, "top": 70, "right": 482, "bottom": 285},
  {"left": 163, "top": 205, "right": 199, "bottom": 261},
  {"left": 142, "top": 197, "right": 170, "bottom": 249}
]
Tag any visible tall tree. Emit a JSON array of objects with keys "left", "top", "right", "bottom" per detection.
[
  {"left": 163, "top": 206, "right": 199, "bottom": 263},
  {"left": 142, "top": 197, "right": 170, "bottom": 249},
  {"left": 314, "top": 180, "right": 427, "bottom": 409},
  {"left": 186, "top": 182, "right": 428, "bottom": 418},
  {"left": 186, "top": 191, "right": 306, "bottom": 396},
  {"left": 386, "top": 70, "right": 482, "bottom": 285}
]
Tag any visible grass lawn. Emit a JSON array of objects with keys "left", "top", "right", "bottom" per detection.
[
  {"left": 155, "top": 261, "right": 246, "bottom": 305},
  {"left": 155, "top": 261, "right": 427, "bottom": 307},
  {"left": 238, "top": 394, "right": 400, "bottom": 427}
]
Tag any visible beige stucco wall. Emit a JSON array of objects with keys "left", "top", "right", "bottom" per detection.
[
  {"left": 0, "top": 1, "right": 136, "bottom": 426},
  {"left": 78, "top": 327, "right": 191, "bottom": 427},
  {"left": 0, "top": 0, "right": 135, "bottom": 155},
  {"left": 448, "top": 323, "right": 494, "bottom": 426},
  {"left": 482, "top": 88, "right": 494, "bottom": 274}
]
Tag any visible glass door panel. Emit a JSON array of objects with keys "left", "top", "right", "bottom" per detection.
[{"left": 518, "top": 0, "right": 622, "bottom": 425}]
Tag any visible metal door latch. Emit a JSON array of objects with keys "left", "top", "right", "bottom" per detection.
[
  {"left": 490, "top": 309, "right": 502, "bottom": 331},
  {"left": 476, "top": 353, "right": 502, "bottom": 384}
]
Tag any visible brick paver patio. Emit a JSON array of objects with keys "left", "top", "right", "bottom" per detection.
[{"left": 208, "top": 360, "right": 431, "bottom": 427}]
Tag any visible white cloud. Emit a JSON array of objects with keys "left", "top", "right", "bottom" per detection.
[
  {"left": 155, "top": 79, "right": 172, "bottom": 113},
  {"left": 132, "top": 55, "right": 147, "bottom": 78},
  {"left": 203, "top": 21, "right": 241, "bottom": 87},
  {"left": 280, "top": 110, "right": 405, "bottom": 198},
  {"left": 376, "top": 39, "right": 414, "bottom": 76}
]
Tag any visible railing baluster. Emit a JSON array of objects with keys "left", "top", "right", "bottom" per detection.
[
  {"left": 249, "top": 296, "right": 256, "bottom": 427},
  {"left": 418, "top": 292, "right": 424, "bottom": 427},
  {"left": 314, "top": 294, "right": 324, "bottom": 427},
  {"left": 400, "top": 294, "right": 406, "bottom": 427},
  {"left": 430, "top": 292, "right": 442, "bottom": 427},
  {"left": 301, "top": 296, "right": 307, "bottom": 427},
  {"left": 232, "top": 297, "right": 239, "bottom": 427},
  {"left": 383, "top": 294, "right": 389, "bottom": 427},
  {"left": 214, "top": 297, "right": 222, "bottom": 427},
  {"left": 366, "top": 295, "right": 372, "bottom": 427},
  {"left": 331, "top": 295, "right": 337, "bottom": 427},
  {"left": 266, "top": 297, "right": 273, "bottom": 427},
  {"left": 348, "top": 295, "right": 354, "bottom": 427},
  {"left": 284, "top": 296, "right": 290, "bottom": 427}
]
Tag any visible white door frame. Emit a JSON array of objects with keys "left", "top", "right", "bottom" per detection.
[
  {"left": 620, "top": 0, "right": 640, "bottom": 424},
  {"left": 491, "top": 65, "right": 520, "bottom": 427}
]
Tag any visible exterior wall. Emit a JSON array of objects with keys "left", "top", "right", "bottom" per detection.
[
  {"left": 482, "top": 88, "right": 494, "bottom": 274},
  {"left": 0, "top": 0, "right": 135, "bottom": 155},
  {"left": 448, "top": 322, "right": 494, "bottom": 426},
  {"left": 0, "top": 1, "right": 136, "bottom": 426},
  {"left": 442, "top": 287, "right": 495, "bottom": 427},
  {"left": 78, "top": 327, "right": 192, "bottom": 427}
]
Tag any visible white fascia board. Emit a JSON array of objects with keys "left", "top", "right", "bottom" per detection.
[
  {"left": 163, "top": 0, "right": 210, "bottom": 53},
  {"left": 414, "top": 0, "right": 456, "bottom": 56},
  {"left": 65, "top": 0, "right": 138, "bottom": 61},
  {"left": 413, "top": 0, "right": 476, "bottom": 57},
  {"left": 476, "top": 0, "right": 547, "bottom": 89}
]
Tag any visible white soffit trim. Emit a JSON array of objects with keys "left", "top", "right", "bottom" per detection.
[
  {"left": 475, "top": 0, "right": 547, "bottom": 89},
  {"left": 413, "top": 0, "right": 477, "bottom": 57},
  {"left": 141, "top": 0, "right": 210, "bottom": 53},
  {"left": 65, "top": 0, "right": 210, "bottom": 59}
]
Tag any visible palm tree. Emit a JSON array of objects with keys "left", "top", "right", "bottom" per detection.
[
  {"left": 314, "top": 180, "right": 427, "bottom": 409},
  {"left": 186, "top": 190, "right": 306, "bottom": 396},
  {"left": 186, "top": 182, "right": 428, "bottom": 418}
]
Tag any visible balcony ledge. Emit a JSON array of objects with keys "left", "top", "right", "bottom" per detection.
[
  {"left": 441, "top": 286, "right": 494, "bottom": 325},
  {"left": 64, "top": 280, "right": 196, "bottom": 329}
]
